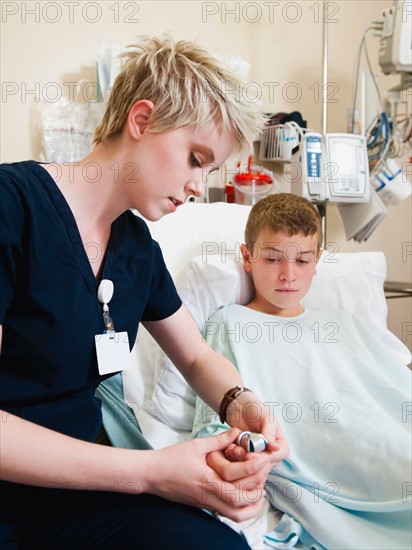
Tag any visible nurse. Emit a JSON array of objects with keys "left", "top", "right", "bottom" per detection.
[{"left": 0, "top": 35, "right": 288, "bottom": 548}]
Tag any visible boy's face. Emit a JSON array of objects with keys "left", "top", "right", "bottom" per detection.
[
  {"left": 127, "top": 121, "right": 236, "bottom": 221},
  {"left": 241, "top": 228, "right": 321, "bottom": 317}
]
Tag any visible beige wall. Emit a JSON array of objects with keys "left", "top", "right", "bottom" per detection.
[{"left": 1, "top": 0, "right": 411, "bottom": 352}]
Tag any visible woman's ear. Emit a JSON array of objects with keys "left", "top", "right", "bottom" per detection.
[
  {"left": 241, "top": 243, "right": 252, "bottom": 273},
  {"left": 127, "top": 100, "right": 154, "bottom": 139}
]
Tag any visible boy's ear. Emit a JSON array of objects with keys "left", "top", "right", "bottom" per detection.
[
  {"left": 127, "top": 100, "right": 154, "bottom": 139},
  {"left": 241, "top": 243, "right": 252, "bottom": 273}
]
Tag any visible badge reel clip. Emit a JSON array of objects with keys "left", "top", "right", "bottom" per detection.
[
  {"left": 98, "top": 279, "right": 115, "bottom": 338},
  {"left": 95, "top": 279, "right": 130, "bottom": 375}
]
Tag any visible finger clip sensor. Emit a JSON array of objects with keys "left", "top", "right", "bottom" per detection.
[{"left": 236, "top": 431, "right": 268, "bottom": 453}]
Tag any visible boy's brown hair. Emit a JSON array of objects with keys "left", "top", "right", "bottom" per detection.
[{"left": 245, "top": 193, "right": 323, "bottom": 254}]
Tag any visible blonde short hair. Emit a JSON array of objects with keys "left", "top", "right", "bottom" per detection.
[
  {"left": 93, "top": 35, "right": 266, "bottom": 153},
  {"left": 245, "top": 193, "right": 323, "bottom": 254}
]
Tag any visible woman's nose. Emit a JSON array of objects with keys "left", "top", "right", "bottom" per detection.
[{"left": 186, "top": 178, "right": 205, "bottom": 199}]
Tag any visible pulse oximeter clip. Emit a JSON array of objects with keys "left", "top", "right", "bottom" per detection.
[{"left": 236, "top": 431, "right": 268, "bottom": 453}]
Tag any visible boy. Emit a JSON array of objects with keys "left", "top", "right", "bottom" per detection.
[
  {"left": 0, "top": 36, "right": 287, "bottom": 548},
  {"left": 193, "top": 193, "right": 411, "bottom": 549}
]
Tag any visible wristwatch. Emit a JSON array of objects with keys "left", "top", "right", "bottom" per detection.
[{"left": 219, "top": 385, "right": 252, "bottom": 424}]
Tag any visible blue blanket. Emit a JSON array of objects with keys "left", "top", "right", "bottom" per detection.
[{"left": 194, "top": 306, "right": 412, "bottom": 549}]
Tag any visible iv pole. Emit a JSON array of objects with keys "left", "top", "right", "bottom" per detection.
[
  {"left": 318, "top": 1, "right": 328, "bottom": 248},
  {"left": 322, "top": 2, "right": 328, "bottom": 137}
]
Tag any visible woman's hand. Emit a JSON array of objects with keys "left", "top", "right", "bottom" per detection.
[{"left": 146, "top": 428, "right": 271, "bottom": 522}]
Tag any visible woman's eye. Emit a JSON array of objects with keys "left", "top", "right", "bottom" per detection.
[
  {"left": 207, "top": 166, "right": 219, "bottom": 175},
  {"left": 190, "top": 153, "right": 202, "bottom": 168}
]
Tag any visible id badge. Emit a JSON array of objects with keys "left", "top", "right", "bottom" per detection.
[{"left": 95, "top": 332, "right": 131, "bottom": 375}]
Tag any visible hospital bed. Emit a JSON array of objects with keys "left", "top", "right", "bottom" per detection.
[{"left": 96, "top": 201, "right": 410, "bottom": 548}]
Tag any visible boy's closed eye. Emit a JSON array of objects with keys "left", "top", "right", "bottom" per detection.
[
  {"left": 265, "top": 256, "right": 282, "bottom": 264},
  {"left": 296, "top": 252, "right": 317, "bottom": 264},
  {"left": 264, "top": 254, "right": 314, "bottom": 264}
]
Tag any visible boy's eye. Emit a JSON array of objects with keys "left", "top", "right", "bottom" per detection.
[
  {"left": 296, "top": 259, "right": 309, "bottom": 265},
  {"left": 265, "top": 257, "right": 281, "bottom": 263},
  {"left": 190, "top": 153, "right": 202, "bottom": 168}
]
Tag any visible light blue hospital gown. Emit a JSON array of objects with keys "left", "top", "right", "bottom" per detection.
[{"left": 193, "top": 305, "right": 412, "bottom": 550}]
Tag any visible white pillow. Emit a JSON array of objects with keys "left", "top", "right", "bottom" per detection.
[
  {"left": 141, "top": 256, "right": 253, "bottom": 432},
  {"left": 139, "top": 202, "right": 252, "bottom": 275},
  {"left": 139, "top": 250, "right": 410, "bottom": 442},
  {"left": 122, "top": 203, "right": 251, "bottom": 429}
]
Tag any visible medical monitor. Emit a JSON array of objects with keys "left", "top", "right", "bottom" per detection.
[
  {"left": 324, "top": 133, "right": 370, "bottom": 203},
  {"left": 379, "top": 0, "right": 412, "bottom": 74}
]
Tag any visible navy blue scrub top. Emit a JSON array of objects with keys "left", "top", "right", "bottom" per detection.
[{"left": 0, "top": 161, "right": 182, "bottom": 440}]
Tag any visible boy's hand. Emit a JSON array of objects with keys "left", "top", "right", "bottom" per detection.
[
  {"left": 223, "top": 391, "right": 289, "bottom": 467},
  {"left": 222, "top": 424, "right": 288, "bottom": 467}
]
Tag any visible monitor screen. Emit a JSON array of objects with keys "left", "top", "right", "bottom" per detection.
[{"left": 334, "top": 142, "right": 358, "bottom": 176}]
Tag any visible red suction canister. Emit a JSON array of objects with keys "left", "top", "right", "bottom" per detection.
[{"left": 232, "top": 156, "right": 274, "bottom": 205}]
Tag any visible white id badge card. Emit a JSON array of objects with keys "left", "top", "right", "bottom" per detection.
[{"left": 94, "top": 332, "right": 131, "bottom": 375}]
